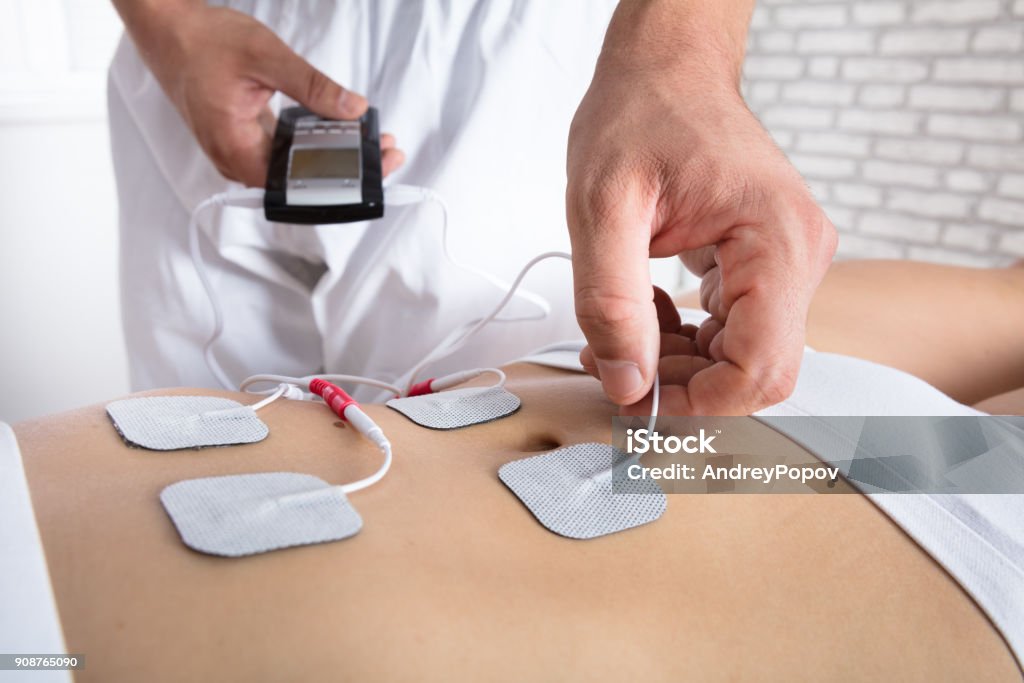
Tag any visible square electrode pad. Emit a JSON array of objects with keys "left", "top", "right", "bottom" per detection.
[
  {"left": 518, "top": 343, "right": 586, "bottom": 372},
  {"left": 386, "top": 386, "right": 520, "bottom": 430},
  {"left": 160, "top": 472, "right": 362, "bottom": 557},
  {"left": 107, "top": 396, "right": 269, "bottom": 450},
  {"left": 499, "top": 443, "right": 666, "bottom": 540}
]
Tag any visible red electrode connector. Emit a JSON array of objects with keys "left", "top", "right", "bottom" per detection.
[
  {"left": 406, "top": 379, "right": 436, "bottom": 397},
  {"left": 401, "top": 370, "right": 494, "bottom": 398},
  {"left": 309, "top": 378, "right": 358, "bottom": 420}
]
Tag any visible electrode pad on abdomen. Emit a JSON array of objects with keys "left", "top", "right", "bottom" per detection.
[
  {"left": 160, "top": 472, "right": 362, "bottom": 557},
  {"left": 499, "top": 443, "right": 666, "bottom": 540},
  {"left": 107, "top": 396, "right": 269, "bottom": 450},
  {"left": 386, "top": 386, "right": 520, "bottom": 430},
  {"left": 518, "top": 342, "right": 587, "bottom": 373}
]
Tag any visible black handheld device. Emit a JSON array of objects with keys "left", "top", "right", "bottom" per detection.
[{"left": 264, "top": 105, "right": 384, "bottom": 224}]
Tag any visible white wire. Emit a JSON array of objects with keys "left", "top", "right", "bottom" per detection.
[
  {"left": 403, "top": 250, "right": 572, "bottom": 393},
  {"left": 601, "top": 372, "right": 662, "bottom": 480},
  {"left": 188, "top": 193, "right": 234, "bottom": 389},
  {"left": 184, "top": 174, "right": 645, "bottom": 493},
  {"left": 480, "top": 367, "right": 507, "bottom": 389},
  {"left": 316, "top": 374, "right": 403, "bottom": 396},
  {"left": 238, "top": 371, "right": 395, "bottom": 493},
  {"left": 188, "top": 188, "right": 266, "bottom": 390},
  {"left": 241, "top": 371, "right": 395, "bottom": 492},
  {"left": 398, "top": 317, "right": 499, "bottom": 385},
  {"left": 239, "top": 373, "right": 403, "bottom": 397},
  {"left": 648, "top": 372, "right": 660, "bottom": 434},
  {"left": 192, "top": 185, "right": 572, "bottom": 409},
  {"left": 239, "top": 374, "right": 310, "bottom": 393},
  {"left": 385, "top": 184, "right": 572, "bottom": 392},
  {"left": 275, "top": 436, "right": 392, "bottom": 498},
  {"left": 248, "top": 383, "right": 290, "bottom": 411},
  {"left": 418, "top": 188, "right": 553, "bottom": 321},
  {"left": 191, "top": 185, "right": 566, "bottom": 399},
  {"left": 425, "top": 367, "right": 507, "bottom": 394},
  {"left": 339, "top": 442, "right": 392, "bottom": 494},
  {"left": 193, "top": 184, "right": 550, "bottom": 395}
]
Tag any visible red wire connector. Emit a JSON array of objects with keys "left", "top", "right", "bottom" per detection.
[
  {"left": 406, "top": 379, "right": 436, "bottom": 397},
  {"left": 309, "top": 378, "right": 358, "bottom": 421},
  {"left": 402, "top": 370, "right": 499, "bottom": 398},
  {"left": 306, "top": 378, "right": 392, "bottom": 492}
]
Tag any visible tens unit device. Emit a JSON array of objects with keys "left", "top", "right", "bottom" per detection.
[{"left": 264, "top": 106, "right": 384, "bottom": 224}]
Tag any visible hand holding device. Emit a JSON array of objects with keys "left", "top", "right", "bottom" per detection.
[
  {"left": 264, "top": 106, "right": 385, "bottom": 223},
  {"left": 111, "top": 1, "right": 404, "bottom": 187}
]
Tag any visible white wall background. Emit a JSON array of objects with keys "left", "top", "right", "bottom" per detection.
[
  {"left": 1, "top": 0, "right": 1022, "bottom": 422},
  {"left": 0, "top": 0, "right": 126, "bottom": 423},
  {"left": 745, "top": 0, "right": 1024, "bottom": 264}
]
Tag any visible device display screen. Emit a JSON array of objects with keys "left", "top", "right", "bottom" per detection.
[{"left": 289, "top": 148, "right": 360, "bottom": 180}]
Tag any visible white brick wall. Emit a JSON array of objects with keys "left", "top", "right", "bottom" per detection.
[{"left": 745, "top": 0, "right": 1024, "bottom": 264}]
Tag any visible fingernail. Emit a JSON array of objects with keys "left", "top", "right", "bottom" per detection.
[
  {"left": 595, "top": 358, "right": 643, "bottom": 403},
  {"left": 338, "top": 91, "right": 366, "bottom": 118},
  {"left": 337, "top": 91, "right": 353, "bottom": 116}
]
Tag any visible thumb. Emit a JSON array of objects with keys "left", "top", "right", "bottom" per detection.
[
  {"left": 567, "top": 181, "right": 659, "bottom": 406},
  {"left": 262, "top": 36, "right": 368, "bottom": 120}
]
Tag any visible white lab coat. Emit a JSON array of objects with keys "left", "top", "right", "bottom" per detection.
[{"left": 108, "top": 0, "right": 617, "bottom": 397}]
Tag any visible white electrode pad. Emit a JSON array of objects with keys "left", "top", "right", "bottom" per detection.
[
  {"left": 160, "top": 472, "right": 362, "bottom": 557},
  {"left": 106, "top": 396, "right": 269, "bottom": 450},
  {"left": 518, "top": 341, "right": 587, "bottom": 373},
  {"left": 499, "top": 443, "right": 666, "bottom": 540},
  {"left": 386, "top": 386, "right": 521, "bottom": 430}
]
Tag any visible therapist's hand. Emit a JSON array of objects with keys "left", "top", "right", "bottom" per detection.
[
  {"left": 112, "top": 1, "right": 404, "bottom": 187},
  {"left": 567, "top": 1, "right": 836, "bottom": 416}
]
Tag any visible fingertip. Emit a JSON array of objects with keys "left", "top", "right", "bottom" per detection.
[
  {"left": 579, "top": 346, "right": 597, "bottom": 374},
  {"left": 708, "top": 330, "right": 727, "bottom": 362},
  {"left": 573, "top": 295, "right": 660, "bottom": 404},
  {"left": 679, "top": 323, "right": 700, "bottom": 340},
  {"left": 696, "top": 318, "right": 723, "bottom": 358},
  {"left": 595, "top": 358, "right": 651, "bottom": 406},
  {"left": 338, "top": 89, "right": 369, "bottom": 119},
  {"left": 699, "top": 266, "right": 721, "bottom": 313},
  {"left": 381, "top": 148, "right": 405, "bottom": 177}
]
